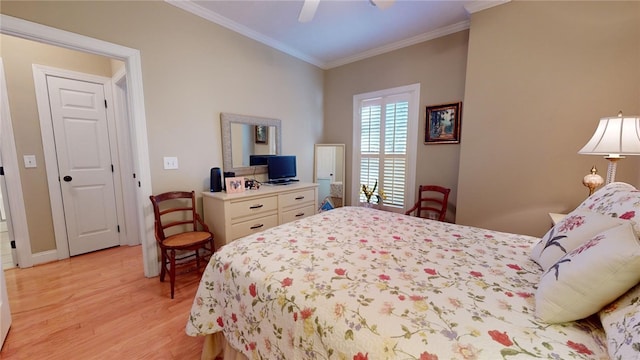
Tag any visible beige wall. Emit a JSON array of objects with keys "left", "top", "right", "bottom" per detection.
[
  {"left": 457, "top": 1, "right": 640, "bottom": 236},
  {"left": 1, "top": 1, "right": 323, "bottom": 254},
  {"left": 0, "top": 34, "right": 115, "bottom": 253},
  {"left": 324, "top": 31, "right": 469, "bottom": 219}
]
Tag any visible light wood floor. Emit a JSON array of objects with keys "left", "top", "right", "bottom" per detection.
[{"left": 1, "top": 245, "right": 205, "bottom": 359}]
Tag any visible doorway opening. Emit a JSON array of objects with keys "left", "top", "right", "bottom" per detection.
[{"left": 0, "top": 14, "right": 157, "bottom": 277}]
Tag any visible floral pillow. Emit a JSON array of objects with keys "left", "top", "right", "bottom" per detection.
[
  {"left": 599, "top": 283, "right": 640, "bottom": 359},
  {"left": 576, "top": 181, "right": 640, "bottom": 236},
  {"left": 530, "top": 209, "right": 626, "bottom": 270},
  {"left": 535, "top": 222, "right": 640, "bottom": 323}
]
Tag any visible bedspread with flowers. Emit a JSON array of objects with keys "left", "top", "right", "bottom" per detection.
[{"left": 187, "top": 206, "right": 608, "bottom": 359}]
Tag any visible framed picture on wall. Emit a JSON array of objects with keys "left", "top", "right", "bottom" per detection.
[
  {"left": 225, "top": 177, "right": 245, "bottom": 194},
  {"left": 425, "top": 102, "right": 462, "bottom": 144},
  {"left": 255, "top": 125, "right": 268, "bottom": 144}
]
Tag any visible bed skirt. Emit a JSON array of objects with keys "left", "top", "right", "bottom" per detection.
[{"left": 201, "top": 333, "right": 248, "bottom": 360}]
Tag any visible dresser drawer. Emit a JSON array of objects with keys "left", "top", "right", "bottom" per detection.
[
  {"left": 280, "top": 189, "right": 315, "bottom": 208},
  {"left": 229, "top": 196, "right": 278, "bottom": 220},
  {"left": 230, "top": 214, "right": 279, "bottom": 240},
  {"left": 281, "top": 204, "right": 316, "bottom": 224}
]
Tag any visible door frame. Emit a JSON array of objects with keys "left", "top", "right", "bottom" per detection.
[
  {"left": 0, "top": 14, "right": 158, "bottom": 277},
  {"left": 112, "top": 67, "right": 140, "bottom": 247},
  {"left": 33, "top": 66, "right": 126, "bottom": 259},
  {"left": 0, "top": 58, "right": 31, "bottom": 269}
]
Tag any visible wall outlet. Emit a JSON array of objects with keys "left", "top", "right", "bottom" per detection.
[
  {"left": 23, "top": 155, "right": 37, "bottom": 168},
  {"left": 163, "top": 156, "right": 178, "bottom": 170}
]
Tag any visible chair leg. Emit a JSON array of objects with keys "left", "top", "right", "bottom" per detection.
[
  {"left": 195, "top": 248, "right": 200, "bottom": 271},
  {"left": 169, "top": 249, "right": 176, "bottom": 299},
  {"left": 160, "top": 250, "right": 166, "bottom": 282}
]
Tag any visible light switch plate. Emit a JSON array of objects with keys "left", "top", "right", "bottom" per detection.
[
  {"left": 163, "top": 156, "right": 178, "bottom": 170},
  {"left": 23, "top": 155, "right": 37, "bottom": 168}
]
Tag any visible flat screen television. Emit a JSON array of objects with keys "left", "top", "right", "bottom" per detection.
[{"left": 267, "top": 155, "right": 297, "bottom": 183}]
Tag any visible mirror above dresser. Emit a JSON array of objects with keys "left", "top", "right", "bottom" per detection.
[{"left": 220, "top": 112, "right": 282, "bottom": 176}]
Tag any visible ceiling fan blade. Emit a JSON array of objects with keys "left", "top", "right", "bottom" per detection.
[
  {"left": 370, "top": 0, "right": 395, "bottom": 10},
  {"left": 298, "top": 0, "right": 320, "bottom": 22}
]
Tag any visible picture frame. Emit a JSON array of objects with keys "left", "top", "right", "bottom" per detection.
[
  {"left": 225, "top": 177, "right": 245, "bottom": 194},
  {"left": 425, "top": 102, "right": 462, "bottom": 144},
  {"left": 255, "top": 125, "right": 268, "bottom": 144}
]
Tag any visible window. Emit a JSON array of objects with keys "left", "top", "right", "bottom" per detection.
[{"left": 352, "top": 84, "right": 420, "bottom": 211}]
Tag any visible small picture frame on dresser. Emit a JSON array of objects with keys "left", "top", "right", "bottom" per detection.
[{"left": 225, "top": 177, "right": 245, "bottom": 193}]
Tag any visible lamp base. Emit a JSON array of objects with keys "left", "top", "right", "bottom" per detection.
[{"left": 605, "top": 157, "right": 623, "bottom": 184}]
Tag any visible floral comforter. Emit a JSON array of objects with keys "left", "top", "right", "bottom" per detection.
[{"left": 187, "top": 206, "right": 607, "bottom": 359}]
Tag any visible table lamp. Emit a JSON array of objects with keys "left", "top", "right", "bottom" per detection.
[{"left": 578, "top": 111, "right": 640, "bottom": 184}]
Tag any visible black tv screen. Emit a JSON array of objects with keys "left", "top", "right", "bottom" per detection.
[{"left": 267, "top": 155, "right": 297, "bottom": 181}]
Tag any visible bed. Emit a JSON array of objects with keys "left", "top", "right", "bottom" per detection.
[{"left": 187, "top": 182, "right": 640, "bottom": 360}]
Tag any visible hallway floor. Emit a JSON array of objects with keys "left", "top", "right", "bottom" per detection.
[{"left": 0, "top": 221, "right": 14, "bottom": 270}]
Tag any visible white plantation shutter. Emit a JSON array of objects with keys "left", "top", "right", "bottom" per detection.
[
  {"left": 356, "top": 90, "right": 415, "bottom": 209},
  {"left": 359, "top": 100, "right": 382, "bottom": 203},
  {"left": 383, "top": 100, "right": 408, "bottom": 206}
]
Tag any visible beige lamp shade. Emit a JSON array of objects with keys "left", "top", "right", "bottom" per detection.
[
  {"left": 578, "top": 114, "right": 640, "bottom": 156},
  {"left": 578, "top": 112, "right": 640, "bottom": 184}
]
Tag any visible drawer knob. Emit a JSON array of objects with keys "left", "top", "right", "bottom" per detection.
[
  {"left": 294, "top": 196, "right": 305, "bottom": 200},
  {"left": 249, "top": 204, "right": 264, "bottom": 209},
  {"left": 295, "top": 212, "right": 305, "bottom": 217},
  {"left": 250, "top": 224, "right": 264, "bottom": 230}
]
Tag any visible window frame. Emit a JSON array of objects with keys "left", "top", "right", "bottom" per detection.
[{"left": 351, "top": 84, "right": 420, "bottom": 212}]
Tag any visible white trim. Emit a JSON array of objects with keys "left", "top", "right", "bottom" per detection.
[
  {"left": 464, "top": 0, "right": 511, "bottom": 15},
  {"left": 31, "top": 65, "right": 70, "bottom": 260},
  {"left": 112, "top": 68, "right": 140, "bottom": 246},
  {"left": 30, "top": 250, "right": 58, "bottom": 266},
  {"left": 326, "top": 21, "right": 470, "bottom": 69},
  {"left": 352, "top": 83, "right": 420, "bottom": 210},
  {"left": 0, "top": 58, "right": 33, "bottom": 268},
  {"left": 166, "top": 0, "right": 324, "bottom": 68},
  {"left": 0, "top": 14, "right": 158, "bottom": 277}
]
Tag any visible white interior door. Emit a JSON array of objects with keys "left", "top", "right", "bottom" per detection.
[{"left": 46, "top": 75, "right": 119, "bottom": 256}]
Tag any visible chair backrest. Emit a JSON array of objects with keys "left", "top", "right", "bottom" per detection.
[
  {"left": 410, "top": 185, "right": 450, "bottom": 221},
  {"left": 149, "top": 191, "right": 206, "bottom": 242}
]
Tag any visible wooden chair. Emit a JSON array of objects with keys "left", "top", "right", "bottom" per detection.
[
  {"left": 404, "top": 185, "right": 451, "bottom": 222},
  {"left": 149, "top": 191, "right": 214, "bottom": 299}
]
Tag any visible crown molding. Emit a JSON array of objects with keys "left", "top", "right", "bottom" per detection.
[
  {"left": 325, "top": 20, "right": 470, "bottom": 69},
  {"left": 166, "top": 0, "right": 325, "bottom": 68},
  {"left": 167, "top": 1, "right": 477, "bottom": 70},
  {"left": 464, "top": 0, "right": 511, "bottom": 15}
]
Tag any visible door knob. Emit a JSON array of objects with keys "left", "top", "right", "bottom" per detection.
[{"left": 63, "top": 175, "right": 72, "bottom": 182}]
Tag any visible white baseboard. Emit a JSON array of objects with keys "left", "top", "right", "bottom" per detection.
[{"left": 31, "top": 250, "right": 58, "bottom": 266}]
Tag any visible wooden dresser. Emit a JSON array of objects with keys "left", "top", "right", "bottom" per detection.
[{"left": 202, "top": 182, "right": 318, "bottom": 249}]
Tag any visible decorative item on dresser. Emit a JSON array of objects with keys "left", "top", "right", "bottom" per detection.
[
  {"left": 578, "top": 111, "right": 640, "bottom": 184},
  {"left": 202, "top": 182, "right": 318, "bottom": 249}
]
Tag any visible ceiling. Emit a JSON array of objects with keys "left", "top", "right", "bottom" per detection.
[{"left": 167, "top": 0, "right": 508, "bottom": 69}]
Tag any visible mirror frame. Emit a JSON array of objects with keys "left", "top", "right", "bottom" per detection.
[
  {"left": 221, "top": 112, "right": 282, "bottom": 176},
  {"left": 314, "top": 143, "right": 346, "bottom": 207}
]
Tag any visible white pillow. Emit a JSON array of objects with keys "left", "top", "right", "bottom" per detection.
[
  {"left": 535, "top": 223, "right": 640, "bottom": 323},
  {"left": 599, "top": 283, "right": 640, "bottom": 359},
  {"left": 576, "top": 182, "right": 640, "bottom": 236},
  {"left": 530, "top": 209, "right": 625, "bottom": 270}
]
